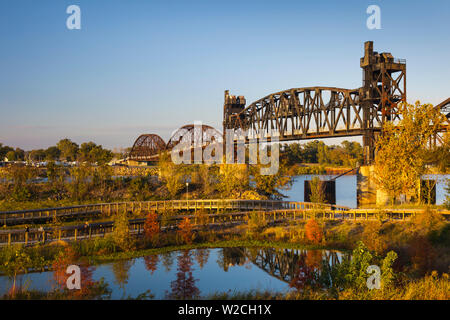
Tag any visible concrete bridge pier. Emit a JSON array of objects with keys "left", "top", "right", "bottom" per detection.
[
  {"left": 357, "top": 165, "right": 397, "bottom": 207},
  {"left": 357, "top": 165, "right": 437, "bottom": 207}
]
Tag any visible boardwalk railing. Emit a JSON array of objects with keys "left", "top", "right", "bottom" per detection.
[
  {"left": 0, "top": 199, "right": 348, "bottom": 226},
  {"left": 1, "top": 207, "right": 449, "bottom": 246}
]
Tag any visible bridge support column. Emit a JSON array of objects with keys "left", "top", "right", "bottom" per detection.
[
  {"left": 357, "top": 165, "right": 427, "bottom": 206},
  {"left": 357, "top": 165, "right": 377, "bottom": 207}
]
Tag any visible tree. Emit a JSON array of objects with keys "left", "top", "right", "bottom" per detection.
[
  {"left": 217, "top": 163, "right": 249, "bottom": 198},
  {"left": 317, "top": 142, "right": 329, "bottom": 165},
  {"left": 57, "top": 139, "right": 79, "bottom": 162},
  {"left": 158, "top": 153, "right": 185, "bottom": 199},
  {"left": 305, "top": 218, "right": 323, "bottom": 244},
  {"left": 309, "top": 177, "right": 326, "bottom": 203},
  {"left": 78, "top": 142, "right": 113, "bottom": 165},
  {"left": 373, "top": 101, "right": 446, "bottom": 204},
  {"left": 67, "top": 164, "right": 92, "bottom": 201},
  {"left": 3, "top": 165, "right": 39, "bottom": 201},
  {"left": 250, "top": 158, "right": 294, "bottom": 200},
  {"left": 45, "top": 146, "right": 61, "bottom": 161},
  {"left": 144, "top": 211, "right": 160, "bottom": 244},
  {"left": 178, "top": 217, "right": 193, "bottom": 244},
  {"left": 46, "top": 161, "right": 66, "bottom": 200},
  {"left": 4, "top": 247, "right": 32, "bottom": 296},
  {"left": 29, "top": 149, "right": 46, "bottom": 162},
  {"left": 111, "top": 212, "right": 134, "bottom": 251},
  {"left": 5, "top": 151, "right": 15, "bottom": 161},
  {"left": 0, "top": 143, "right": 14, "bottom": 160}
]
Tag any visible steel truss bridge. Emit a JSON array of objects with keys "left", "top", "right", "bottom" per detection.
[{"left": 128, "top": 41, "right": 449, "bottom": 165}]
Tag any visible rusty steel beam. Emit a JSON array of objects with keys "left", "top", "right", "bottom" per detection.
[{"left": 223, "top": 41, "right": 407, "bottom": 165}]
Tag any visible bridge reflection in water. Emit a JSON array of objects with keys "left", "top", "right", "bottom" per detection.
[{"left": 219, "top": 247, "right": 348, "bottom": 286}]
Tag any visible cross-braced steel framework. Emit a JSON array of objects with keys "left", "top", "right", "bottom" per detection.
[
  {"left": 166, "top": 124, "right": 222, "bottom": 150},
  {"left": 128, "top": 124, "right": 222, "bottom": 161},
  {"left": 128, "top": 134, "right": 166, "bottom": 161},
  {"left": 223, "top": 41, "right": 408, "bottom": 164}
]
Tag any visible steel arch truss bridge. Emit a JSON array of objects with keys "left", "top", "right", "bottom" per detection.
[
  {"left": 128, "top": 124, "right": 222, "bottom": 162},
  {"left": 128, "top": 134, "right": 166, "bottom": 161},
  {"left": 224, "top": 87, "right": 367, "bottom": 141}
]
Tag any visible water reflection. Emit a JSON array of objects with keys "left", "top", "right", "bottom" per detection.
[
  {"left": 110, "top": 259, "right": 134, "bottom": 298},
  {"left": 0, "top": 248, "right": 347, "bottom": 299},
  {"left": 160, "top": 251, "right": 175, "bottom": 272},
  {"left": 194, "top": 249, "right": 210, "bottom": 269},
  {"left": 222, "top": 247, "right": 344, "bottom": 285},
  {"left": 166, "top": 250, "right": 200, "bottom": 299},
  {"left": 144, "top": 255, "right": 159, "bottom": 275}
]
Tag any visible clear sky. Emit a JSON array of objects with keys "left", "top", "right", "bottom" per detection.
[{"left": 1, "top": 0, "right": 449, "bottom": 150}]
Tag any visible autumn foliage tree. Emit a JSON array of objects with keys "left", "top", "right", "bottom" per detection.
[
  {"left": 52, "top": 246, "right": 100, "bottom": 299},
  {"left": 144, "top": 211, "right": 160, "bottom": 245},
  {"left": 305, "top": 218, "right": 323, "bottom": 244},
  {"left": 374, "top": 101, "right": 446, "bottom": 204},
  {"left": 178, "top": 217, "right": 194, "bottom": 244}
]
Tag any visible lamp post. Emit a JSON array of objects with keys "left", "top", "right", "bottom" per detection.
[{"left": 186, "top": 182, "right": 189, "bottom": 202}]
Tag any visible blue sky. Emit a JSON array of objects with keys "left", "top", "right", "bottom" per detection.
[{"left": 0, "top": 0, "right": 449, "bottom": 150}]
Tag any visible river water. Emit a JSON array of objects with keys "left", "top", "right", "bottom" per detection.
[{"left": 0, "top": 248, "right": 346, "bottom": 299}]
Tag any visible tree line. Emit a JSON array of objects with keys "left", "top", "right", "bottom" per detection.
[
  {"left": 281, "top": 140, "right": 363, "bottom": 167},
  {"left": 0, "top": 139, "right": 116, "bottom": 165}
]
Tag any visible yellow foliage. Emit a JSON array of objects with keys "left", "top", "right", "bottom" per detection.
[{"left": 374, "top": 101, "right": 447, "bottom": 203}]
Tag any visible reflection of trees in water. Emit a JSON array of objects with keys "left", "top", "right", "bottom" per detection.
[
  {"left": 289, "top": 251, "right": 327, "bottom": 290},
  {"left": 161, "top": 251, "right": 174, "bottom": 272},
  {"left": 144, "top": 255, "right": 159, "bottom": 275},
  {"left": 166, "top": 250, "right": 200, "bottom": 300},
  {"left": 194, "top": 249, "right": 210, "bottom": 269},
  {"left": 242, "top": 248, "right": 345, "bottom": 287},
  {"left": 217, "top": 248, "right": 248, "bottom": 272},
  {"left": 111, "top": 259, "right": 134, "bottom": 298}
]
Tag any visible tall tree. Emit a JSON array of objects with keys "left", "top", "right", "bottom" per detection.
[
  {"left": 373, "top": 101, "right": 446, "bottom": 203},
  {"left": 57, "top": 139, "right": 79, "bottom": 162}
]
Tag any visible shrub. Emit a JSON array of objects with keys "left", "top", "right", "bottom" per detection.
[
  {"left": 111, "top": 212, "right": 134, "bottom": 251},
  {"left": 144, "top": 211, "right": 160, "bottom": 245},
  {"left": 177, "top": 217, "right": 194, "bottom": 244},
  {"left": 246, "top": 212, "right": 267, "bottom": 235},
  {"left": 362, "top": 221, "right": 388, "bottom": 254},
  {"left": 305, "top": 218, "right": 323, "bottom": 244},
  {"left": 411, "top": 207, "right": 445, "bottom": 236}
]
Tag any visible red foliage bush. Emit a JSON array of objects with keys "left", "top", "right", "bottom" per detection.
[
  {"left": 144, "top": 211, "right": 160, "bottom": 242},
  {"left": 178, "top": 217, "right": 193, "bottom": 244},
  {"left": 305, "top": 218, "right": 323, "bottom": 244}
]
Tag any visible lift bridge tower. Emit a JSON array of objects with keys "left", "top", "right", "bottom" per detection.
[{"left": 360, "top": 41, "right": 406, "bottom": 164}]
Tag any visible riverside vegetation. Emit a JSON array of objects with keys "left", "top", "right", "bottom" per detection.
[{"left": 0, "top": 205, "right": 448, "bottom": 300}]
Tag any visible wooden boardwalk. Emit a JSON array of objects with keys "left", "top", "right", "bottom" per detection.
[
  {"left": 0, "top": 199, "right": 347, "bottom": 226},
  {"left": 1, "top": 206, "right": 449, "bottom": 246}
]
